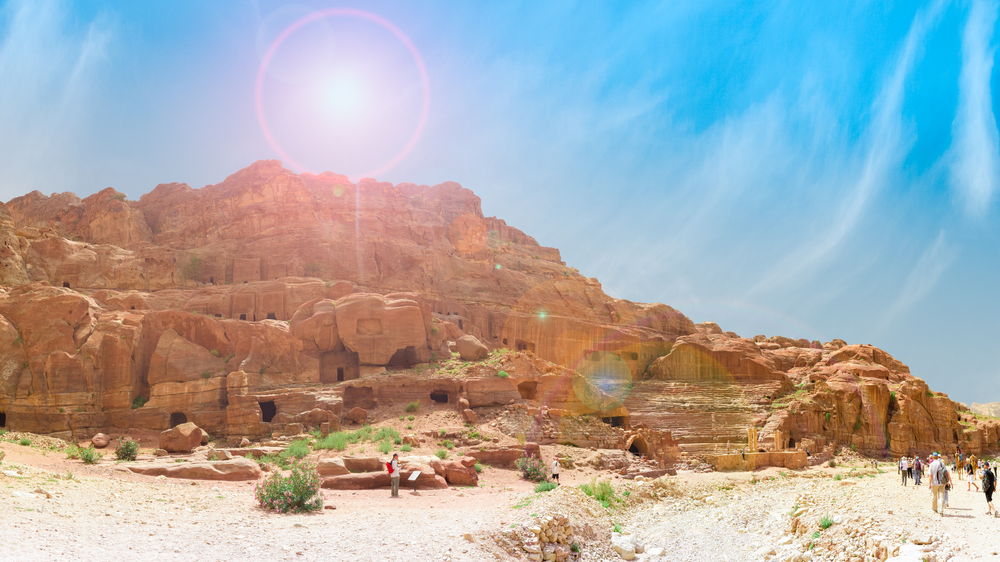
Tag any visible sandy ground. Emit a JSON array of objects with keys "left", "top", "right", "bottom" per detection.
[{"left": 4, "top": 437, "right": 1000, "bottom": 561}]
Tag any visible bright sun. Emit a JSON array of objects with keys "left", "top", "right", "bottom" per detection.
[{"left": 321, "top": 73, "right": 365, "bottom": 121}]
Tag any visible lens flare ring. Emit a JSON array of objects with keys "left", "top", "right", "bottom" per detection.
[{"left": 255, "top": 8, "right": 430, "bottom": 179}]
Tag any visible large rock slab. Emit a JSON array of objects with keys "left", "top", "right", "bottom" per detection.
[
  {"left": 127, "top": 457, "right": 262, "bottom": 481},
  {"left": 159, "top": 422, "right": 207, "bottom": 453}
]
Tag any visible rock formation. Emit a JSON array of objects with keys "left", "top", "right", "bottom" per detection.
[{"left": 0, "top": 160, "right": 994, "bottom": 464}]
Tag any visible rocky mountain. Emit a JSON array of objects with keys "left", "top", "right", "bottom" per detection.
[
  {"left": 0, "top": 160, "right": 996, "bottom": 461},
  {"left": 972, "top": 402, "right": 1000, "bottom": 418}
]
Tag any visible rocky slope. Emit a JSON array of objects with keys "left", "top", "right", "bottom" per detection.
[{"left": 0, "top": 161, "right": 996, "bottom": 460}]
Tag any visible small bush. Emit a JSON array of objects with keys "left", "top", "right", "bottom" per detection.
[
  {"left": 314, "top": 432, "right": 349, "bottom": 451},
  {"left": 435, "top": 449, "right": 448, "bottom": 460},
  {"left": 18, "top": 438, "right": 31, "bottom": 447},
  {"left": 210, "top": 349, "right": 221, "bottom": 357},
  {"left": 377, "top": 440, "right": 392, "bottom": 454},
  {"left": 438, "top": 429, "right": 447, "bottom": 437},
  {"left": 131, "top": 396, "right": 148, "bottom": 409},
  {"left": 442, "top": 440, "right": 455, "bottom": 449},
  {"left": 824, "top": 412, "right": 831, "bottom": 422},
  {"left": 406, "top": 424, "right": 413, "bottom": 430},
  {"left": 579, "top": 478, "right": 618, "bottom": 508},
  {"left": 497, "top": 370, "right": 509, "bottom": 378},
  {"left": 474, "top": 462, "right": 483, "bottom": 473},
  {"left": 79, "top": 446, "right": 102, "bottom": 464},
  {"left": 400, "top": 444, "right": 412, "bottom": 452},
  {"left": 254, "top": 461, "right": 323, "bottom": 513},
  {"left": 612, "top": 524, "right": 623, "bottom": 534},
  {"left": 535, "top": 481, "right": 557, "bottom": 492},
  {"left": 65, "top": 444, "right": 81, "bottom": 459},
  {"left": 115, "top": 438, "right": 139, "bottom": 461},
  {"left": 819, "top": 516, "right": 834, "bottom": 530},
  {"left": 200, "top": 371, "right": 212, "bottom": 379},
  {"left": 570, "top": 542, "right": 580, "bottom": 553},
  {"left": 407, "top": 415, "right": 415, "bottom": 421},
  {"left": 515, "top": 456, "right": 547, "bottom": 482},
  {"left": 405, "top": 401, "right": 420, "bottom": 413},
  {"left": 283, "top": 439, "right": 311, "bottom": 461}
]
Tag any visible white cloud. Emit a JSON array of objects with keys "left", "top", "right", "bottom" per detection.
[
  {"left": 948, "top": 0, "right": 1000, "bottom": 217},
  {"left": 880, "top": 230, "right": 956, "bottom": 328},
  {"left": 0, "top": 0, "right": 112, "bottom": 198}
]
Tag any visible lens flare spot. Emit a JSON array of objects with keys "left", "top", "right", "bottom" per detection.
[{"left": 537, "top": 310, "right": 548, "bottom": 320}]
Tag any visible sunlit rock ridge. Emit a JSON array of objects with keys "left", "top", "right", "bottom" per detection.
[{"left": 0, "top": 160, "right": 996, "bottom": 460}]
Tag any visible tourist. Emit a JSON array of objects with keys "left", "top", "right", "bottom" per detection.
[
  {"left": 388, "top": 453, "right": 400, "bottom": 498},
  {"left": 900, "top": 456, "right": 909, "bottom": 486},
  {"left": 929, "top": 452, "right": 949, "bottom": 514},
  {"left": 967, "top": 461, "right": 980, "bottom": 492},
  {"left": 551, "top": 458, "right": 560, "bottom": 485},
  {"left": 984, "top": 461, "right": 997, "bottom": 516},
  {"left": 912, "top": 456, "right": 923, "bottom": 486}
]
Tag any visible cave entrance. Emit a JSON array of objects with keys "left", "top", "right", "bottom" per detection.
[
  {"left": 259, "top": 400, "right": 277, "bottom": 423},
  {"left": 515, "top": 340, "right": 536, "bottom": 353},
  {"left": 429, "top": 390, "right": 450, "bottom": 404},
  {"left": 788, "top": 438, "right": 796, "bottom": 449},
  {"left": 266, "top": 312, "right": 276, "bottom": 320},
  {"left": 0, "top": 411, "right": 6, "bottom": 427},
  {"left": 320, "top": 351, "right": 359, "bottom": 383},
  {"left": 169, "top": 412, "right": 188, "bottom": 427},
  {"left": 239, "top": 313, "right": 247, "bottom": 321},
  {"left": 517, "top": 381, "right": 538, "bottom": 400},
  {"left": 603, "top": 416, "right": 627, "bottom": 428},
  {"left": 387, "top": 346, "right": 419, "bottom": 369},
  {"left": 626, "top": 436, "right": 649, "bottom": 457}
]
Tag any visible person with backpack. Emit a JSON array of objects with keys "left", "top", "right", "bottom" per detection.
[
  {"left": 387, "top": 453, "right": 400, "bottom": 498},
  {"left": 900, "top": 457, "right": 909, "bottom": 486},
  {"left": 551, "top": 458, "right": 560, "bottom": 485},
  {"left": 912, "top": 456, "right": 923, "bottom": 486},
  {"left": 983, "top": 461, "right": 996, "bottom": 516},
  {"left": 929, "top": 452, "right": 950, "bottom": 515}
]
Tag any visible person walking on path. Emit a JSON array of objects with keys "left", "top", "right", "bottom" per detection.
[
  {"left": 983, "top": 461, "right": 997, "bottom": 516},
  {"left": 551, "top": 458, "right": 560, "bottom": 485},
  {"left": 900, "top": 457, "right": 909, "bottom": 486},
  {"left": 912, "top": 456, "right": 923, "bottom": 486},
  {"left": 929, "top": 453, "right": 949, "bottom": 515},
  {"left": 388, "top": 453, "right": 400, "bottom": 498},
  {"left": 967, "top": 461, "right": 980, "bottom": 492}
]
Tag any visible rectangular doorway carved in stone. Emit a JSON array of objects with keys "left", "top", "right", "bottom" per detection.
[{"left": 320, "top": 351, "right": 360, "bottom": 383}]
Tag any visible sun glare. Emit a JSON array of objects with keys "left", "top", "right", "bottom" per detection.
[{"left": 322, "top": 73, "right": 365, "bottom": 120}]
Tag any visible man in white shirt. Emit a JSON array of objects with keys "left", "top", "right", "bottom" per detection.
[{"left": 928, "top": 453, "right": 949, "bottom": 515}]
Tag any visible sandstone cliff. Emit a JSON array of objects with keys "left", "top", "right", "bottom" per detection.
[{"left": 0, "top": 161, "right": 995, "bottom": 460}]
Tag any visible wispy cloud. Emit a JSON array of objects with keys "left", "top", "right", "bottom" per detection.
[
  {"left": 948, "top": 0, "right": 1000, "bottom": 217},
  {"left": 0, "top": 0, "right": 112, "bottom": 198},
  {"left": 880, "top": 230, "right": 956, "bottom": 329},
  {"left": 747, "top": 0, "right": 946, "bottom": 297}
]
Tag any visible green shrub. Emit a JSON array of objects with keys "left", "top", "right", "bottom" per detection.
[
  {"left": 442, "top": 440, "right": 455, "bottom": 449},
  {"left": 18, "top": 438, "right": 31, "bottom": 446},
  {"left": 131, "top": 395, "right": 148, "bottom": 409},
  {"left": 115, "top": 438, "right": 139, "bottom": 461},
  {"left": 79, "top": 446, "right": 102, "bottom": 464},
  {"left": 535, "top": 481, "right": 557, "bottom": 492},
  {"left": 200, "top": 371, "right": 212, "bottom": 379},
  {"left": 438, "top": 429, "right": 447, "bottom": 437},
  {"left": 515, "top": 456, "right": 547, "bottom": 482},
  {"left": 612, "top": 524, "right": 623, "bottom": 533},
  {"left": 210, "top": 349, "right": 221, "bottom": 357},
  {"left": 65, "top": 444, "right": 81, "bottom": 459},
  {"left": 474, "top": 462, "right": 483, "bottom": 473},
  {"left": 579, "top": 478, "right": 618, "bottom": 508},
  {"left": 497, "top": 370, "right": 509, "bottom": 378},
  {"left": 819, "top": 516, "right": 834, "bottom": 530},
  {"left": 407, "top": 415, "right": 415, "bottom": 421},
  {"left": 283, "top": 439, "right": 311, "bottom": 461},
  {"left": 400, "top": 444, "right": 412, "bottom": 452},
  {"left": 824, "top": 412, "right": 831, "bottom": 422},
  {"left": 254, "top": 461, "right": 323, "bottom": 513},
  {"left": 377, "top": 440, "right": 392, "bottom": 454},
  {"left": 570, "top": 542, "right": 580, "bottom": 553},
  {"left": 406, "top": 424, "right": 414, "bottom": 430},
  {"left": 405, "top": 401, "right": 420, "bottom": 413},
  {"left": 435, "top": 449, "right": 448, "bottom": 460},
  {"left": 314, "top": 432, "right": 350, "bottom": 451}
]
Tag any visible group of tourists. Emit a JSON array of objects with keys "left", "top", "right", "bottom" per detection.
[{"left": 898, "top": 452, "right": 997, "bottom": 516}]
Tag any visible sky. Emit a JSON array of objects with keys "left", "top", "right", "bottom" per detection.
[{"left": 1, "top": 0, "right": 999, "bottom": 405}]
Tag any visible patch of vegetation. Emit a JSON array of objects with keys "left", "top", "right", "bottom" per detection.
[
  {"left": 254, "top": 461, "right": 323, "bottom": 513},
  {"left": 65, "top": 444, "right": 81, "bottom": 459},
  {"left": 200, "top": 371, "right": 213, "bottom": 379},
  {"left": 114, "top": 438, "right": 139, "bottom": 462},
  {"left": 819, "top": 516, "right": 834, "bottom": 530},
  {"left": 18, "top": 438, "right": 31, "bottom": 446},
  {"left": 579, "top": 479, "right": 620, "bottom": 508},
  {"left": 131, "top": 395, "right": 148, "bottom": 409},
  {"left": 284, "top": 439, "right": 310, "bottom": 460},
  {"left": 612, "top": 524, "right": 623, "bottom": 534},
  {"left": 438, "top": 429, "right": 447, "bottom": 437},
  {"left": 377, "top": 440, "right": 392, "bottom": 454},
  {"left": 435, "top": 449, "right": 448, "bottom": 460},
  {"left": 210, "top": 349, "right": 221, "bottom": 357},
  {"left": 400, "top": 444, "right": 412, "bottom": 452},
  {"left": 78, "top": 446, "right": 102, "bottom": 464},
  {"left": 570, "top": 542, "right": 580, "bottom": 553},
  {"left": 407, "top": 415, "right": 415, "bottom": 421},
  {"left": 406, "top": 425, "right": 413, "bottom": 430},
  {"left": 535, "top": 481, "right": 557, "bottom": 493},
  {"left": 441, "top": 440, "right": 455, "bottom": 450},
  {"left": 515, "top": 456, "right": 547, "bottom": 482},
  {"left": 926, "top": 390, "right": 935, "bottom": 398},
  {"left": 405, "top": 401, "right": 420, "bottom": 413},
  {"left": 853, "top": 418, "right": 863, "bottom": 431},
  {"left": 473, "top": 462, "right": 483, "bottom": 473},
  {"left": 824, "top": 412, "right": 831, "bottom": 422},
  {"left": 497, "top": 370, "right": 510, "bottom": 378}
]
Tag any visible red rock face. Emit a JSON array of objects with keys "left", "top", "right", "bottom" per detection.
[{"left": 0, "top": 161, "right": 994, "bottom": 460}]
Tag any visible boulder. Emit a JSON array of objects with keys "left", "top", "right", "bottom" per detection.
[
  {"left": 429, "top": 457, "right": 479, "bottom": 486},
  {"left": 344, "top": 407, "right": 368, "bottom": 425},
  {"left": 342, "top": 456, "right": 384, "bottom": 473},
  {"left": 316, "top": 457, "right": 350, "bottom": 477},
  {"left": 126, "top": 457, "right": 262, "bottom": 481},
  {"left": 467, "top": 446, "right": 529, "bottom": 468},
  {"left": 456, "top": 335, "right": 489, "bottom": 361},
  {"left": 321, "top": 468, "right": 447, "bottom": 490},
  {"left": 461, "top": 408, "right": 478, "bottom": 424},
  {"left": 91, "top": 433, "right": 110, "bottom": 448},
  {"left": 159, "top": 422, "right": 207, "bottom": 453},
  {"left": 205, "top": 449, "right": 232, "bottom": 461}
]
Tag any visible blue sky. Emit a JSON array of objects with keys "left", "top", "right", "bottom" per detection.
[{"left": 2, "top": 0, "right": 999, "bottom": 404}]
